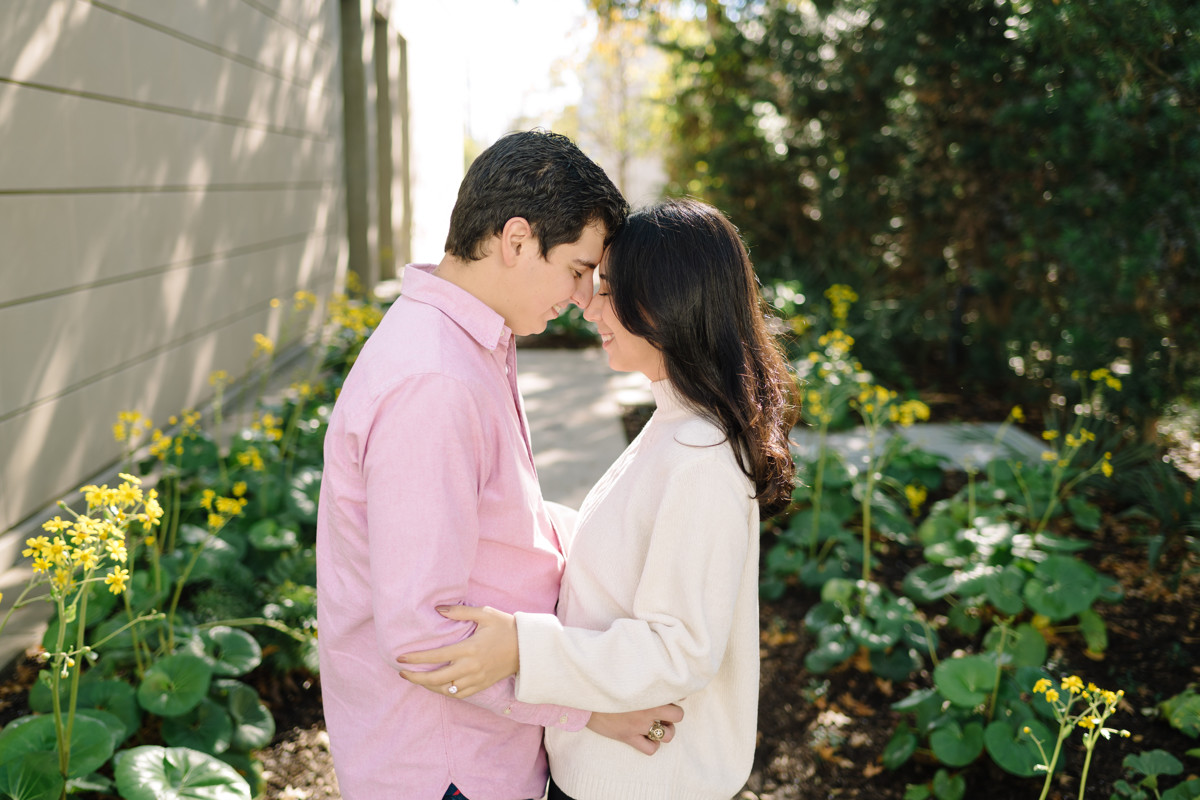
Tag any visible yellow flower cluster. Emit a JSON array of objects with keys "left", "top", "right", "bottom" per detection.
[
  {"left": 1030, "top": 675, "right": 1129, "bottom": 738},
  {"left": 1072, "top": 367, "right": 1123, "bottom": 392},
  {"left": 824, "top": 284, "right": 859, "bottom": 325},
  {"left": 112, "top": 410, "right": 152, "bottom": 445},
  {"left": 291, "top": 381, "right": 315, "bottom": 400},
  {"left": 329, "top": 294, "right": 384, "bottom": 340},
  {"left": 236, "top": 447, "right": 266, "bottom": 472},
  {"left": 253, "top": 333, "right": 275, "bottom": 358},
  {"left": 209, "top": 370, "right": 229, "bottom": 388},
  {"left": 24, "top": 474, "right": 161, "bottom": 597},
  {"left": 889, "top": 398, "right": 932, "bottom": 427},
  {"left": 905, "top": 484, "right": 928, "bottom": 516},
  {"left": 199, "top": 488, "right": 247, "bottom": 530},
  {"left": 294, "top": 290, "right": 318, "bottom": 311},
  {"left": 251, "top": 411, "right": 284, "bottom": 442}
]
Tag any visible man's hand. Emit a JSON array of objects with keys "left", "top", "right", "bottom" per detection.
[
  {"left": 586, "top": 704, "right": 685, "bottom": 755},
  {"left": 397, "top": 605, "right": 519, "bottom": 698}
]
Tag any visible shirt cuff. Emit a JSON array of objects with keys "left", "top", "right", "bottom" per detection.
[{"left": 468, "top": 676, "right": 590, "bottom": 731}]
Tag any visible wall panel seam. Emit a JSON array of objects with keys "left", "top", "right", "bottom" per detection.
[
  {"left": 238, "top": 0, "right": 333, "bottom": 52},
  {"left": 0, "top": 263, "right": 339, "bottom": 426},
  {"left": 0, "top": 77, "right": 332, "bottom": 142},
  {"left": 0, "top": 227, "right": 338, "bottom": 311},
  {"left": 86, "top": 0, "right": 320, "bottom": 90},
  {"left": 0, "top": 182, "right": 331, "bottom": 197}
]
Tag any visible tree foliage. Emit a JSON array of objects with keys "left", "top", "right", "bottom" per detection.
[{"left": 589, "top": 0, "right": 1200, "bottom": 427}]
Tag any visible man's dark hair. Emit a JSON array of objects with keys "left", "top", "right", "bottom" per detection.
[{"left": 444, "top": 130, "right": 628, "bottom": 260}]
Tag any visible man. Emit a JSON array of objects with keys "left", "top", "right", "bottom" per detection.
[{"left": 316, "top": 131, "right": 675, "bottom": 799}]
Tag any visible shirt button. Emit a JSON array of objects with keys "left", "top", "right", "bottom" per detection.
[
  {"left": 503, "top": 707, "right": 512, "bottom": 715},
  {"left": 559, "top": 714, "right": 569, "bottom": 724}
]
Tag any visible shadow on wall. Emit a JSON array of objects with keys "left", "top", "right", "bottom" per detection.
[{"left": 0, "top": 0, "right": 346, "bottom": 534}]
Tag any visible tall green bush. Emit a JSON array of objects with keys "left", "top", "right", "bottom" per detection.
[{"left": 594, "top": 0, "right": 1200, "bottom": 431}]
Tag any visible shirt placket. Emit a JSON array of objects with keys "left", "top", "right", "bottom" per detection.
[{"left": 500, "top": 338, "right": 537, "bottom": 476}]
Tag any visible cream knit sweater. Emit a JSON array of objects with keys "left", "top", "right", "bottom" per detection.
[{"left": 515, "top": 381, "right": 761, "bottom": 800}]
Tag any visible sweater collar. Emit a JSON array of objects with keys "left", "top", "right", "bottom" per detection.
[{"left": 650, "top": 380, "right": 690, "bottom": 418}]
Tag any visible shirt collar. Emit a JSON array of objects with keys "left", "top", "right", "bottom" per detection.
[{"left": 400, "top": 264, "right": 512, "bottom": 351}]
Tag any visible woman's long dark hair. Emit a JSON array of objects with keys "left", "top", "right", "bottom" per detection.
[{"left": 605, "top": 199, "right": 797, "bottom": 516}]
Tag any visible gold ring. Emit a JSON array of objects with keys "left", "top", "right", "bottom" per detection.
[{"left": 647, "top": 722, "right": 665, "bottom": 742}]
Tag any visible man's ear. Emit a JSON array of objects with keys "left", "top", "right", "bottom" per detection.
[{"left": 499, "top": 217, "right": 533, "bottom": 266}]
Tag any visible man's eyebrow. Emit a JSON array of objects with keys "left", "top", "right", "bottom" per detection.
[{"left": 572, "top": 258, "right": 599, "bottom": 269}]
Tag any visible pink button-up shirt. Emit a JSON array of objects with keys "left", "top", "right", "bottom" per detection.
[{"left": 316, "top": 265, "right": 588, "bottom": 800}]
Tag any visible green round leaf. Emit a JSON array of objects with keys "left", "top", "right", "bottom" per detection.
[
  {"left": 1023, "top": 555, "right": 1101, "bottom": 621},
  {"left": 1124, "top": 749, "right": 1184, "bottom": 779},
  {"left": 983, "top": 623, "right": 1047, "bottom": 669},
  {"left": 1077, "top": 608, "right": 1109, "bottom": 653},
  {"left": 137, "top": 654, "right": 213, "bottom": 717},
  {"left": 903, "top": 563, "right": 959, "bottom": 603},
  {"left": 76, "top": 680, "right": 142, "bottom": 743},
  {"left": 983, "top": 565, "right": 1026, "bottom": 616},
  {"left": 882, "top": 722, "right": 918, "bottom": 769},
  {"left": 74, "top": 708, "right": 126, "bottom": 752},
  {"left": 804, "top": 636, "right": 855, "bottom": 674},
  {"left": 212, "top": 681, "right": 276, "bottom": 751},
  {"left": 870, "top": 647, "right": 922, "bottom": 681},
  {"left": 0, "top": 751, "right": 63, "bottom": 800},
  {"left": 933, "top": 654, "right": 998, "bottom": 708},
  {"left": 199, "top": 627, "right": 263, "bottom": 677},
  {"left": 985, "top": 718, "right": 1051, "bottom": 777},
  {"left": 247, "top": 519, "right": 299, "bottom": 552},
  {"left": 803, "top": 601, "right": 845, "bottom": 631},
  {"left": 113, "top": 746, "right": 251, "bottom": 800},
  {"left": 1162, "top": 778, "right": 1200, "bottom": 800},
  {"left": 932, "top": 768, "right": 965, "bottom": 800},
  {"left": 161, "top": 699, "right": 233, "bottom": 755},
  {"left": 929, "top": 721, "right": 984, "bottom": 768},
  {"left": 0, "top": 714, "right": 115, "bottom": 778}
]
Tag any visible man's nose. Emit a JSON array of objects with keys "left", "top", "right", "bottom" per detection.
[{"left": 571, "top": 274, "right": 595, "bottom": 307}]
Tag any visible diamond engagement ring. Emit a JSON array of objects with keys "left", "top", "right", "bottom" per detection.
[
  {"left": 448, "top": 683, "right": 458, "bottom": 695},
  {"left": 647, "top": 721, "right": 666, "bottom": 742}
]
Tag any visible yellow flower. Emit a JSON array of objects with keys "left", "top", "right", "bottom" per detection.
[
  {"left": 105, "top": 539, "right": 128, "bottom": 563},
  {"left": 1044, "top": 689, "right": 1060, "bottom": 703},
  {"left": 1089, "top": 368, "right": 1109, "bottom": 381},
  {"left": 41, "top": 516, "right": 70, "bottom": 533},
  {"left": 23, "top": 535, "right": 50, "bottom": 558},
  {"left": 113, "top": 422, "right": 127, "bottom": 442},
  {"left": 232, "top": 481, "right": 248, "bottom": 498},
  {"left": 215, "top": 496, "right": 247, "bottom": 516},
  {"left": 1033, "top": 678, "right": 1053, "bottom": 694},
  {"left": 1105, "top": 375, "right": 1122, "bottom": 391},
  {"left": 1100, "top": 690, "right": 1118, "bottom": 705},
  {"left": 1078, "top": 716, "right": 1098, "bottom": 729},
  {"left": 253, "top": 333, "right": 275, "bottom": 357},
  {"left": 209, "top": 370, "right": 229, "bottom": 387},
  {"left": 31, "top": 556, "right": 50, "bottom": 574},
  {"left": 270, "top": 298, "right": 282, "bottom": 309},
  {"left": 104, "top": 567, "right": 130, "bottom": 594},
  {"left": 1062, "top": 675, "right": 1085, "bottom": 694},
  {"left": 46, "top": 538, "right": 70, "bottom": 566},
  {"left": 200, "top": 489, "right": 216, "bottom": 511},
  {"left": 52, "top": 568, "right": 74, "bottom": 592},
  {"left": 1042, "top": 430, "right": 1059, "bottom": 441},
  {"left": 1010, "top": 405, "right": 1025, "bottom": 422},
  {"left": 208, "top": 513, "right": 226, "bottom": 529},
  {"left": 1081, "top": 429, "right": 1096, "bottom": 442},
  {"left": 74, "top": 548, "right": 100, "bottom": 571},
  {"left": 1041, "top": 451, "right": 1057, "bottom": 462},
  {"left": 905, "top": 485, "right": 928, "bottom": 516}
]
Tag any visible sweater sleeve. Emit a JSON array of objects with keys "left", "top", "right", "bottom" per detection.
[{"left": 513, "top": 455, "right": 754, "bottom": 712}]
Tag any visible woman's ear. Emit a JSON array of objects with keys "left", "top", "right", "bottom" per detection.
[{"left": 499, "top": 217, "right": 533, "bottom": 266}]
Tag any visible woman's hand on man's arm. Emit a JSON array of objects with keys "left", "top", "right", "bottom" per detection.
[{"left": 396, "top": 604, "right": 518, "bottom": 697}]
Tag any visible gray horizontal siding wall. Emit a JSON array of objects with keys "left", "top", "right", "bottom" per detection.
[{"left": 0, "top": 0, "right": 346, "bottom": 537}]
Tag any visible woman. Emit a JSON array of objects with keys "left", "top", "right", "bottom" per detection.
[{"left": 400, "top": 198, "right": 796, "bottom": 799}]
